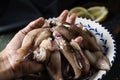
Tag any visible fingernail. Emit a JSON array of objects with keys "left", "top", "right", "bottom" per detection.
[
  {"left": 68, "top": 13, "right": 76, "bottom": 24},
  {"left": 37, "top": 17, "right": 45, "bottom": 27},
  {"left": 77, "top": 24, "right": 83, "bottom": 29},
  {"left": 59, "top": 10, "right": 68, "bottom": 21},
  {"left": 74, "top": 36, "right": 83, "bottom": 45}
]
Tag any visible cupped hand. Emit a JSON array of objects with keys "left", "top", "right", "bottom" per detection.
[
  {"left": 0, "top": 10, "right": 83, "bottom": 80},
  {"left": 0, "top": 17, "right": 45, "bottom": 80}
]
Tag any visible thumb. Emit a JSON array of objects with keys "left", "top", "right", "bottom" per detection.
[
  {"left": 19, "top": 17, "right": 45, "bottom": 36},
  {"left": 6, "top": 17, "right": 45, "bottom": 50}
]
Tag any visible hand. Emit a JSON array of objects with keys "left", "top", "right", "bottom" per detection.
[
  {"left": 0, "top": 17, "right": 45, "bottom": 80},
  {"left": 58, "top": 10, "right": 83, "bottom": 44},
  {"left": 0, "top": 10, "right": 83, "bottom": 80}
]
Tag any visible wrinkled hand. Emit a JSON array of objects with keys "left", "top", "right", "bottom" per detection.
[
  {"left": 0, "top": 10, "right": 83, "bottom": 80},
  {"left": 0, "top": 17, "right": 45, "bottom": 80}
]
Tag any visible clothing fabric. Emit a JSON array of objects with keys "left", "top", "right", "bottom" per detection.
[
  {"left": 0, "top": 0, "right": 81, "bottom": 33},
  {"left": 0, "top": 0, "right": 109, "bottom": 33}
]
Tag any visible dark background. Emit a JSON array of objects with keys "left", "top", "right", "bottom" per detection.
[{"left": 0, "top": 0, "right": 120, "bottom": 80}]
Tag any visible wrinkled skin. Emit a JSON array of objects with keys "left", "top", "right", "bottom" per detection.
[{"left": 0, "top": 17, "right": 45, "bottom": 80}]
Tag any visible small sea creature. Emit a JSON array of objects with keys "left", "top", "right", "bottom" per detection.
[{"left": 16, "top": 19, "right": 111, "bottom": 80}]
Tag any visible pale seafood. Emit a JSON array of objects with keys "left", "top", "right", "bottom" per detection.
[{"left": 16, "top": 19, "right": 111, "bottom": 80}]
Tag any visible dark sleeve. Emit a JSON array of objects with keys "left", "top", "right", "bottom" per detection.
[
  {"left": 0, "top": 0, "right": 43, "bottom": 33},
  {"left": 0, "top": 0, "right": 86, "bottom": 33}
]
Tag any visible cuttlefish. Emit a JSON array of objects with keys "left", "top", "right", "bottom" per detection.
[{"left": 16, "top": 19, "right": 111, "bottom": 80}]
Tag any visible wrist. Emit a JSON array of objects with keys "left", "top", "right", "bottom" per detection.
[{"left": 0, "top": 50, "right": 15, "bottom": 80}]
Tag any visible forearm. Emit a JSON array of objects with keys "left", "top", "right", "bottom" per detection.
[{"left": 0, "top": 51, "right": 15, "bottom": 80}]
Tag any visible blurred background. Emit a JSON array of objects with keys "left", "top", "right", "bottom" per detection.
[{"left": 0, "top": 0, "right": 120, "bottom": 80}]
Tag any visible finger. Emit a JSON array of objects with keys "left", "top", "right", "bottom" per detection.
[
  {"left": 74, "top": 36, "right": 83, "bottom": 45},
  {"left": 6, "top": 17, "right": 44, "bottom": 50},
  {"left": 67, "top": 13, "right": 76, "bottom": 25},
  {"left": 77, "top": 24, "right": 83, "bottom": 29},
  {"left": 58, "top": 10, "right": 68, "bottom": 22},
  {"left": 20, "top": 17, "right": 44, "bottom": 36}
]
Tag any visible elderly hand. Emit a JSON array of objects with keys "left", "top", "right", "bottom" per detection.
[{"left": 0, "top": 10, "right": 83, "bottom": 80}]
